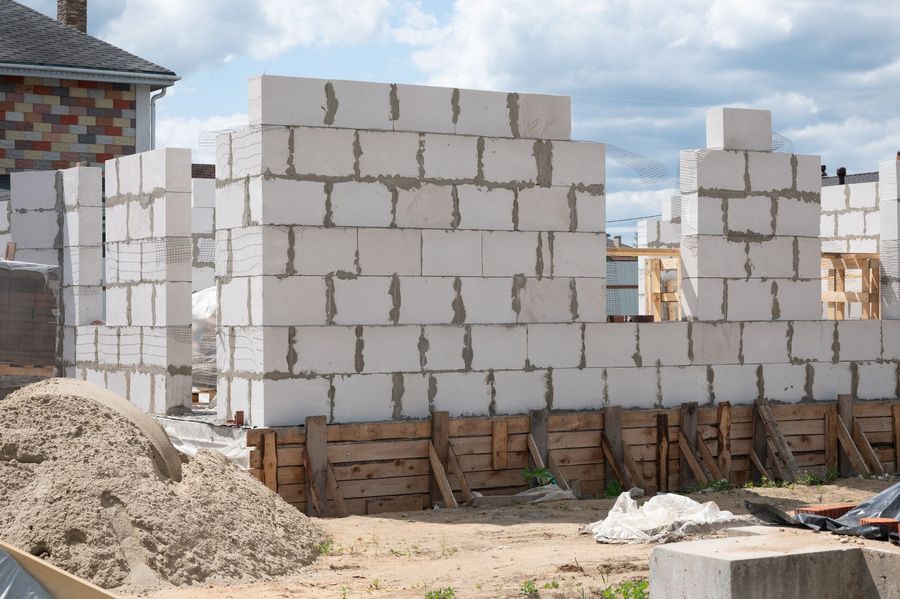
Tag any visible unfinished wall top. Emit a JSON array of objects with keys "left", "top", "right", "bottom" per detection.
[
  {"left": 248, "top": 75, "right": 572, "bottom": 140},
  {"left": 706, "top": 107, "right": 772, "bottom": 152}
]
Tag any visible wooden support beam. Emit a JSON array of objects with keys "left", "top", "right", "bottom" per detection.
[
  {"left": 446, "top": 445, "right": 473, "bottom": 504},
  {"left": 527, "top": 433, "right": 546, "bottom": 470},
  {"left": 852, "top": 419, "right": 886, "bottom": 475},
  {"left": 4, "top": 241, "right": 15, "bottom": 261},
  {"left": 428, "top": 442, "right": 458, "bottom": 509},
  {"left": 835, "top": 415, "right": 871, "bottom": 476},
  {"left": 604, "top": 406, "right": 625, "bottom": 488},
  {"left": 893, "top": 404, "right": 900, "bottom": 472},
  {"left": 696, "top": 431, "right": 724, "bottom": 481},
  {"left": 430, "top": 411, "right": 449, "bottom": 506},
  {"left": 326, "top": 461, "right": 348, "bottom": 517},
  {"left": 749, "top": 449, "right": 771, "bottom": 481},
  {"left": 754, "top": 399, "right": 800, "bottom": 482},
  {"left": 677, "top": 430, "right": 709, "bottom": 487},
  {"left": 717, "top": 402, "right": 732, "bottom": 481},
  {"left": 606, "top": 246, "right": 680, "bottom": 258},
  {"left": 679, "top": 402, "right": 699, "bottom": 489},
  {"left": 751, "top": 398, "right": 768, "bottom": 484},
  {"left": 547, "top": 453, "right": 570, "bottom": 491},
  {"left": 601, "top": 432, "right": 635, "bottom": 490},
  {"left": 492, "top": 419, "right": 508, "bottom": 470},
  {"left": 305, "top": 416, "right": 328, "bottom": 517},
  {"left": 838, "top": 394, "right": 855, "bottom": 477},
  {"left": 262, "top": 430, "right": 278, "bottom": 493},
  {"left": 656, "top": 413, "right": 669, "bottom": 493},
  {"left": 825, "top": 406, "right": 839, "bottom": 473},
  {"left": 622, "top": 445, "right": 647, "bottom": 491},
  {"left": 766, "top": 438, "right": 789, "bottom": 482},
  {"left": 529, "top": 409, "right": 549, "bottom": 471}
]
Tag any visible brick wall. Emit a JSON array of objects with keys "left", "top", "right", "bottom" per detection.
[{"left": 0, "top": 75, "right": 136, "bottom": 174}]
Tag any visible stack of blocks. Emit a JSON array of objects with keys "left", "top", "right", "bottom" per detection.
[
  {"left": 680, "top": 107, "right": 822, "bottom": 322},
  {"left": 9, "top": 170, "right": 61, "bottom": 266},
  {"left": 191, "top": 178, "right": 216, "bottom": 291},
  {"left": 880, "top": 160, "right": 900, "bottom": 319},
  {"left": 821, "top": 180, "right": 880, "bottom": 254},
  {"left": 215, "top": 75, "right": 607, "bottom": 426}
]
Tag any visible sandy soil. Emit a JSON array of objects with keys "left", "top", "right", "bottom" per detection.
[{"left": 136, "top": 477, "right": 895, "bottom": 599}]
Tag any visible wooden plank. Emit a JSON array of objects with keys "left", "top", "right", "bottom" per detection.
[
  {"left": 248, "top": 427, "right": 304, "bottom": 447},
  {"left": 492, "top": 419, "right": 508, "bottom": 470},
  {"left": 327, "top": 439, "right": 429, "bottom": 464},
  {"left": 548, "top": 446, "right": 603, "bottom": 466},
  {"left": 755, "top": 399, "right": 800, "bottom": 482},
  {"left": 697, "top": 432, "right": 723, "bottom": 480},
  {"left": 765, "top": 438, "right": 789, "bottom": 481},
  {"left": 838, "top": 394, "right": 855, "bottom": 477},
  {"left": 431, "top": 411, "right": 450, "bottom": 508},
  {"left": 457, "top": 450, "right": 530, "bottom": 472},
  {"left": 262, "top": 430, "right": 278, "bottom": 493},
  {"left": 547, "top": 452, "right": 570, "bottom": 491},
  {"left": 366, "top": 495, "right": 427, "bottom": 515},
  {"left": 276, "top": 465, "right": 306, "bottom": 485},
  {"left": 548, "top": 411, "right": 603, "bottom": 432},
  {"left": 549, "top": 430, "right": 606, "bottom": 449},
  {"left": 332, "top": 458, "right": 430, "bottom": 482},
  {"left": 852, "top": 419, "right": 886, "bottom": 475},
  {"left": 825, "top": 406, "right": 839, "bottom": 473},
  {"left": 305, "top": 415, "right": 328, "bottom": 517},
  {"left": 893, "top": 404, "right": 900, "bottom": 472},
  {"left": 326, "top": 462, "right": 348, "bottom": 517},
  {"left": 679, "top": 402, "right": 699, "bottom": 489},
  {"left": 604, "top": 405, "right": 625, "bottom": 488},
  {"left": 748, "top": 449, "right": 771, "bottom": 481},
  {"left": 717, "top": 402, "right": 732, "bottom": 481},
  {"left": 450, "top": 434, "right": 528, "bottom": 456},
  {"left": 529, "top": 409, "right": 549, "bottom": 469},
  {"left": 607, "top": 246, "right": 680, "bottom": 257},
  {"left": 428, "top": 441, "right": 458, "bottom": 508},
  {"left": 337, "top": 475, "right": 431, "bottom": 500},
  {"left": 836, "top": 414, "right": 871, "bottom": 475},
  {"left": 656, "top": 413, "right": 669, "bottom": 493},
  {"left": 327, "top": 420, "right": 431, "bottom": 442},
  {"left": 601, "top": 432, "right": 634, "bottom": 489},
  {"left": 527, "top": 433, "right": 546, "bottom": 469},
  {"left": 446, "top": 445, "right": 473, "bottom": 504},
  {"left": 4, "top": 241, "right": 16, "bottom": 260},
  {"left": 621, "top": 445, "right": 647, "bottom": 491},
  {"left": 677, "top": 430, "right": 709, "bottom": 487},
  {"left": 449, "top": 416, "right": 529, "bottom": 437}
]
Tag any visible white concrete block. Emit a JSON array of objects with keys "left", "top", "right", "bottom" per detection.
[
  {"left": 775, "top": 279, "right": 821, "bottom": 321},
  {"left": 253, "top": 179, "right": 327, "bottom": 226},
  {"left": 395, "top": 184, "right": 454, "bottom": 229},
  {"left": 585, "top": 323, "right": 638, "bottom": 368},
  {"left": 421, "top": 230, "right": 482, "bottom": 276},
  {"left": 397, "top": 374, "right": 431, "bottom": 419},
  {"left": 605, "top": 366, "right": 658, "bottom": 408},
  {"left": 819, "top": 213, "right": 837, "bottom": 238},
  {"left": 191, "top": 178, "right": 215, "bottom": 208},
  {"left": 848, "top": 182, "right": 878, "bottom": 209},
  {"left": 330, "top": 181, "right": 393, "bottom": 228},
  {"left": 741, "top": 321, "right": 790, "bottom": 364},
  {"left": 726, "top": 279, "right": 774, "bottom": 321},
  {"left": 219, "top": 277, "right": 250, "bottom": 326},
  {"left": 396, "top": 277, "right": 457, "bottom": 325},
  {"left": 457, "top": 186, "right": 514, "bottom": 231},
  {"left": 747, "top": 238, "right": 795, "bottom": 279},
  {"left": 459, "top": 277, "right": 517, "bottom": 324},
  {"left": 393, "top": 84, "right": 454, "bottom": 135},
  {"left": 156, "top": 282, "right": 192, "bottom": 326},
  {"left": 250, "top": 75, "right": 325, "bottom": 127},
  {"left": 228, "top": 128, "right": 262, "bottom": 179},
  {"left": 359, "top": 130, "right": 420, "bottom": 178},
  {"left": 328, "top": 79, "right": 393, "bottom": 130},
  {"left": 848, "top": 238, "right": 878, "bottom": 253},
  {"left": 838, "top": 211, "right": 865, "bottom": 237},
  {"left": 332, "top": 374, "right": 395, "bottom": 422},
  {"left": 683, "top": 236, "right": 746, "bottom": 279},
  {"left": 129, "top": 283, "right": 154, "bottom": 326},
  {"left": 680, "top": 194, "right": 725, "bottom": 236},
  {"left": 357, "top": 228, "right": 421, "bottom": 276},
  {"left": 706, "top": 107, "right": 771, "bottom": 152},
  {"left": 362, "top": 325, "right": 421, "bottom": 373},
  {"left": 527, "top": 323, "right": 582, "bottom": 368},
  {"left": 680, "top": 277, "right": 725, "bottom": 321},
  {"left": 639, "top": 322, "right": 690, "bottom": 366},
  {"left": 126, "top": 199, "right": 152, "bottom": 240},
  {"left": 422, "top": 325, "right": 466, "bottom": 371},
  {"left": 551, "top": 141, "right": 604, "bottom": 187},
  {"left": 790, "top": 320, "right": 835, "bottom": 362},
  {"left": 795, "top": 154, "right": 821, "bottom": 193},
  {"left": 575, "top": 278, "right": 607, "bottom": 322},
  {"left": 470, "top": 325, "right": 527, "bottom": 370},
  {"left": 62, "top": 245, "right": 103, "bottom": 286},
  {"left": 710, "top": 364, "right": 759, "bottom": 403},
  {"left": 811, "top": 362, "right": 851, "bottom": 401},
  {"left": 154, "top": 191, "right": 192, "bottom": 238},
  {"left": 141, "top": 148, "right": 192, "bottom": 194},
  {"left": 493, "top": 370, "right": 548, "bottom": 414},
  {"left": 294, "top": 227, "right": 357, "bottom": 275},
  {"left": 455, "top": 88, "right": 511, "bottom": 138},
  {"left": 694, "top": 150, "right": 746, "bottom": 192},
  {"left": 575, "top": 192, "right": 605, "bottom": 233},
  {"left": 430, "top": 372, "right": 492, "bottom": 416},
  {"left": 423, "top": 134, "right": 478, "bottom": 180},
  {"left": 517, "top": 187, "right": 571, "bottom": 231},
  {"left": 482, "top": 138, "right": 537, "bottom": 184},
  {"left": 762, "top": 363, "right": 806, "bottom": 402},
  {"left": 690, "top": 322, "right": 741, "bottom": 365},
  {"left": 333, "top": 276, "right": 393, "bottom": 325},
  {"left": 882, "top": 320, "right": 900, "bottom": 359},
  {"left": 482, "top": 231, "right": 539, "bottom": 276},
  {"left": 865, "top": 211, "right": 880, "bottom": 236},
  {"left": 660, "top": 366, "right": 710, "bottom": 407},
  {"left": 728, "top": 195, "right": 773, "bottom": 235},
  {"left": 551, "top": 368, "right": 604, "bottom": 411},
  {"left": 821, "top": 185, "right": 847, "bottom": 212},
  {"left": 255, "top": 377, "right": 332, "bottom": 427},
  {"left": 191, "top": 207, "right": 214, "bottom": 235},
  {"left": 551, "top": 233, "right": 606, "bottom": 277},
  {"left": 777, "top": 197, "right": 820, "bottom": 237},
  {"left": 835, "top": 321, "right": 881, "bottom": 362},
  {"left": 856, "top": 362, "right": 897, "bottom": 400},
  {"left": 292, "top": 326, "right": 357, "bottom": 374},
  {"left": 748, "top": 151, "right": 792, "bottom": 192},
  {"left": 11, "top": 209, "right": 58, "bottom": 249},
  {"left": 12, "top": 247, "right": 57, "bottom": 266},
  {"left": 214, "top": 179, "right": 247, "bottom": 231},
  {"left": 516, "top": 278, "right": 572, "bottom": 323},
  {"left": 260, "top": 276, "right": 327, "bottom": 325},
  {"left": 292, "top": 127, "right": 356, "bottom": 177},
  {"left": 225, "top": 226, "right": 288, "bottom": 278},
  {"left": 517, "top": 93, "right": 571, "bottom": 140},
  {"left": 11, "top": 170, "right": 57, "bottom": 210}
]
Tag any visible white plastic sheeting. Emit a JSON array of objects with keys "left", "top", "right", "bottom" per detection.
[
  {"left": 191, "top": 287, "right": 217, "bottom": 390},
  {"left": 584, "top": 492, "right": 738, "bottom": 544},
  {"left": 157, "top": 416, "right": 249, "bottom": 470},
  {"left": 0, "top": 548, "right": 52, "bottom": 599},
  {"left": 469, "top": 483, "right": 576, "bottom": 507}
]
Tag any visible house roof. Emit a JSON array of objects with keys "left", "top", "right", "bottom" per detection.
[{"left": 0, "top": 0, "right": 176, "bottom": 84}]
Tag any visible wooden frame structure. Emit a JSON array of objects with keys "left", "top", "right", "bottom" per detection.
[
  {"left": 822, "top": 252, "right": 880, "bottom": 320},
  {"left": 247, "top": 397, "right": 900, "bottom": 517},
  {"left": 607, "top": 246, "right": 681, "bottom": 321}
]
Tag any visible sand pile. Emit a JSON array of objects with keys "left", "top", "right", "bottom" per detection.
[{"left": 0, "top": 379, "right": 326, "bottom": 590}]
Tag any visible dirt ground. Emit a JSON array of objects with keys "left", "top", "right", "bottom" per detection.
[{"left": 136, "top": 477, "right": 895, "bottom": 599}]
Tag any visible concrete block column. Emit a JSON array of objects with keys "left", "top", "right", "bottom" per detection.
[
  {"left": 879, "top": 159, "right": 900, "bottom": 318},
  {"left": 679, "top": 107, "right": 822, "bottom": 321}
]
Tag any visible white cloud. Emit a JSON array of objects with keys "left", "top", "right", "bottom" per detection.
[{"left": 155, "top": 112, "right": 247, "bottom": 164}]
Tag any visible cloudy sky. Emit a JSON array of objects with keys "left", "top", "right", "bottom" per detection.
[{"left": 21, "top": 0, "right": 900, "bottom": 239}]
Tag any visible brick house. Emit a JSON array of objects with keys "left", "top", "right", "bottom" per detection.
[{"left": 0, "top": 0, "right": 178, "bottom": 186}]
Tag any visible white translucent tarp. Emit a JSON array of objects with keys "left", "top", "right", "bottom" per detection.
[
  {"left": 0, "top": 548, "right": 52, "bottom": 599},
  {"left": 584, "top": 492, "right": 737, "bottom": 544}
]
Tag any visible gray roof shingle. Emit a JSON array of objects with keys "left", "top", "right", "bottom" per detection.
[{"left": 0, "top": 0, "right": 175, "bottom": 78}]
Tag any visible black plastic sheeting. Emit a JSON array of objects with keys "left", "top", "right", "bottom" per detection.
[{"left": 745, "top": 481, "right": 900, "bottom": 545}]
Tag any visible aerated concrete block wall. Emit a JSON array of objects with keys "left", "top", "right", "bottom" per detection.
[
  {"left": 0, "top": 189, "right": 10, "bottom": 250},
  {"left": 881, "top": 160, "right": 900, "bottom": 319},
  {"left": 821, "top": 180, "right": 879, "bottom": 254},
  {"left": 9, "top": 170, "right": 61, "bottom": 267},
  {"left": 215, "top": 75, "right": 606, "bottom": 426},
  {"left": 680, "top": 107, "right": 822, "bottom": 322},
  {"left": 191, "top": 178, "right": 216, "bottom": 291}
]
